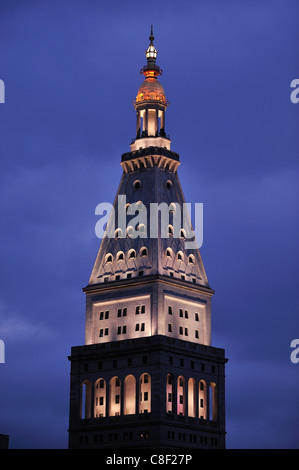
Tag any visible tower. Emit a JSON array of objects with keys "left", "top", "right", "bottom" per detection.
[{"left": 68, "top": 27, "right": 227, "bottom": 449}]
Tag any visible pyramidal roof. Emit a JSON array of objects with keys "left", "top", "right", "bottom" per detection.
[{"left": 88, "top": 28, "right": 210, "bottom": 292}]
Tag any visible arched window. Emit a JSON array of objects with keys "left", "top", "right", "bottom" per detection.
[
  {"left": 117, "top": 251, "right": 124, "bottom": 261},
  {"left": 80, "top": 380, "right": 91, "bottom": 419},
  {"left": 166, "top": 180, "right": 172, "bottom": 190},
  {"left": 140, "top": 247, "right": 148, "bottom": 257},
  {"left": 169, "top": 202, "right": 177, "bottom": 214},
  {"left": 137, "top": 223, "right": 146, "bottom": 237},
  {"left": 109, "top": 377, "right": 121, "bottom": 416},
  {"left": 188, "top": 254, "right": 195, "bottom": 264},
  {"left": 199, "top": 380, "right": 207, "bottom": 419},
  {"left": 133, "top": 180, "right": 141, "bottom": 190},
  {"left": 105, "top": 253, "right": 113, "bottom": 264},
  {"left": 168, "top": 225, "right": 174, "bottom": 237},
  {"left": 177, "top": 251, "right": 184, "bottom": 262},
  {"left": 188, "top": 378, "right": 196, "bottom": 418},
  {"left": 126, "top": 226, "right": 134, "bottom": 238},
  {"left": 115, "top": 228, "right": 123, "bottom": 239},
  {"left": 180, "top": 229, "right": 186, "bottom": 239},
  {"left": 124, "top": 375, "right": 136, "bottom": 415},
  {"left": 94, "top": 378, "right": 106, "bottom": 418},
  {"left": 165, "top": 248, "right": 172, "bottom": 258},
  {"left": 128, "top": 249, "right": 136, "bottom": 259},
  {"left": 139, "top": 373, "right": 151, "bottom": 413},
  {"left": 177, "top": 376, "right": 185, "bottom": 416},
  {"left": 166, "top": 374, "right": 174, "bottom": 414},
  {"left": 209, "top": 382, "right": 217, "bottom": 421},
  {"left": 124, "top": 203, "right": 131, "bottom": 214}
]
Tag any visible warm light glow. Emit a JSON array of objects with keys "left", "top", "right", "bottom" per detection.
[{"left": 136, "top": 77, "right": 166, "bottom": 104}]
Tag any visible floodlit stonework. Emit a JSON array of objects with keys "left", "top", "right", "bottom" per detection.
[{"left": 68, "top": 27, "right": 227, "bottom": 449}]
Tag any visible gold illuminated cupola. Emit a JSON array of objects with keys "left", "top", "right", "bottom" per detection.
[{"left": 131, "top": 25, "right": 170, "bottom": 152}]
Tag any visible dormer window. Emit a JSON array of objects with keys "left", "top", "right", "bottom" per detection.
[
  {"left": 128, "top": 249, "right": 136, "bottom": 259},
  {"left": 140, "top": 247, "right": 148, "bottom": 257},
  {"left": 105, "top": 254, "right": 113, "bottom": 264}
]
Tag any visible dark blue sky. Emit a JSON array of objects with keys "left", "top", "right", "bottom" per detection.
[{"left": 0, "top": 0, "right": 298, "bottom": 449}]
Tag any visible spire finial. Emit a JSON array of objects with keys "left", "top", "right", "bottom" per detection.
[{"left": 149, "top": 24, "right": 154, "bottom": 43}]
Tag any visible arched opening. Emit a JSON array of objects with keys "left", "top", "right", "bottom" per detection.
[
  {"left": 198, "top": 380, "right": 207, "bottom": 419},
  {"left": 124, "top": 375, "right": 136, "bottom": 415},
  {"left": 140, "top": 246, "right": 148, "bottom": 257},
  {"left": 94, "top": 378, "right": 106, "bottom": 418},
  {"left": 166, "top": 373, "right": 174, "bottom": 413},
  {"left": 188, "top": 378, "right": 196, "bottom": 417},
  {"left": 209, "top": 382, "right": 217, "bottom": 421},
  {"left": 115, "top": 228, "right": 123, "bottom": 239},
  {"left": 139, "top": 373, "right": 151, "bottom": 413},
  {"left": 165, "top": 248, "right": 172, "bottom": 258},
  {"left": 188, "top": 254, "right": 195, "bottom": 264},
  {"left": 177, "top": 251, "right": 184, "bottom": 262},
  {"left": 177, "top": 376, "right": 185, "bottom": 416},
  {"left": 117, "top": 251, "right": 124, "bottom": 261},
  {"left": 105, "top": 253, "right": 113, "bottom": 264},
  {"left": 109, "top": 376, "right": 121, "bottom": 416},
  {"left": 168, "top": 225, "right": 174, "bottom": 237},
  {"left": 126, "top": 226, "right": 134, "bottom": 238},
  {"left": 80, "top": 380, "right": 91, "bottom": 419},
  {"left": 128, "top": 249, "right": 136, "bottom": 259}
]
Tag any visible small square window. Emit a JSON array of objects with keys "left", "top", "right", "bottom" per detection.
[
  {"left": 127, "top": 273, "right": 132, "bottom": 279},
  {"left": 104, "top": 277, "right": 109, "bottom": 283},
  {"left": 139, "top": 271, "right": 144, "bottom": 277}
]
